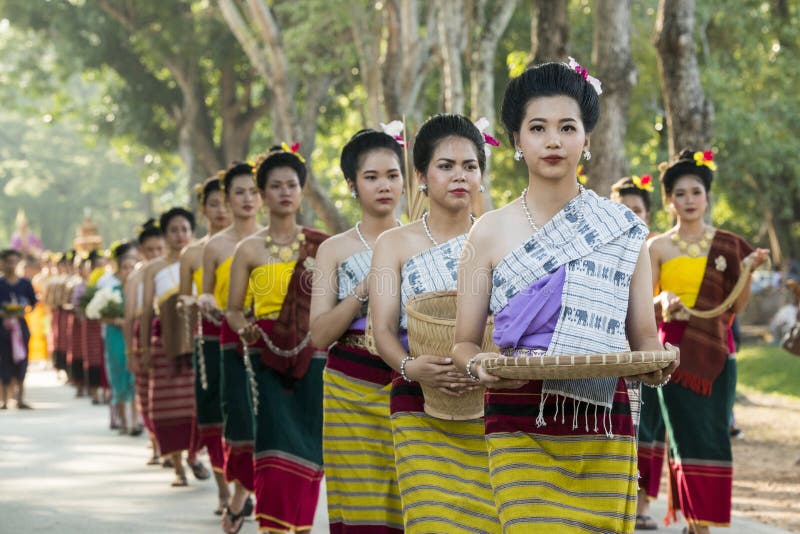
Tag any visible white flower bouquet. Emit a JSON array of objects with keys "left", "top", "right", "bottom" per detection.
[{"left": 85, "top": 286, "right": 124, "bottom": 320}]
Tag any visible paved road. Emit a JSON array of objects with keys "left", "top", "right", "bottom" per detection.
[{"left": 0, "top": 369, "right": 789, "bottom": 533}]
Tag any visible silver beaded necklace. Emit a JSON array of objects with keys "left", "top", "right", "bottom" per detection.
[
  {"left": 422, "top": 211, "right": 475, "bottom": 246},
  {"left": 520, "top": 184, "right": 586, "bottom": 234},
  {"left": 354, "top": 221, "right": 371, "bottom": 251},
  {"left": 354, "top": 219, "right": 402, "bottom": 251}
]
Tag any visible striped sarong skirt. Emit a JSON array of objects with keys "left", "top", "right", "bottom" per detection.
[
  {"left": 220, "top": 319, "right": 254, "bottom": 491},
  {"left": 484, "top": 378, "right": 638, "bottom": 533},
  {"left": 148, "top": 318, "right": 195, "bottom": 456},
  {"left": 67, "top": 312, "right": 84, "bottom": 384},
  {"left": 323, "top": 336, "right": 403, "bottom": 534},
  {"left": 52, "top": 308, "right": 68, "bottom": 370},
  {"left": 249, "top": 318, "right": 325, "bottom": 533},
  {"left": 82, "top": 318, "right": 105, "bottom": 388},
  {"left": 194, "top": 319, "right": 224, "bottom": 472},
  {"left": 658, "top": 358, "right": 735, "bottom": 528},
  {"left": 638, "top": 384, "right": 666, "bottom": 500},
  {"left": 390, "top": 377, "right": 501, "bottom": 533}
]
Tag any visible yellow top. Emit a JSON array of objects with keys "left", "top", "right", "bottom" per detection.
[
  {"left": 88, "top": 267, "right": 106, "bottom": 287},
  {"left": 660, "top": 256, "right": 707, "bottom": 308},
  {"left": 249, "top": 261, "right": 296, "bottom": 319},
  {"left": 214, "top": 256, "right": 233, "bottom": 309},
  {"left": 192, "top": 267, "right": 203, "bottom": 296}
]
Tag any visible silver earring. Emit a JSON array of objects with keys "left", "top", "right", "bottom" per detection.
[
  {"left": 583, "top": 149, "right": 592, "bottom": 161},
  {"left": 479, "top": 184, "right": 485, "bottom": 193},
  {"left": 350, "top": 190, "right": 358, "bottom": 199},
  {"left": 514, "top": 149, "right": 524, "bottom": 161},
  {"left": 417, "top": 184, "right": 428, "bottom": 192}
]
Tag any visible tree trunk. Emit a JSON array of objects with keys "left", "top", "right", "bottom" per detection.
[
  {"left": 529, "top": 0, "right": 569, "bottom": 66},
  {"left": 654, "top": 0, "right": 713, "bottom": 154},
  {"left": 588, "top": 0, "right": 635, "bottom": 196},
  {"left": 468, "top": 0, "right": 518, "bottom": 214},
  {"left": 221, "top": 0, "right": 348, "bottom": 233},
  {"left": 436, "top": 0, "right": 465, "bottom": 114},
  {"left": 349, "top": 5, "right": 385, "bottom": 126},
  {"left": 381, "top": 0, "right": 435, "bottom": 122}
]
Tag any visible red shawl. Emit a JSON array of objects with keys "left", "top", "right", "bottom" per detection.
[
  {"left": 259, "top": 227, "right": 329, "bottom": 379},
  {"left": 665, "top": 229, "right": 753, "bottom": 395}
]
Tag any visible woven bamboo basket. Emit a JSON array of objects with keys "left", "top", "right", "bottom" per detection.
[
  {"left": 406, "top": 291, "right": 498, "bottom": 420},
  {"left": 482, "top": 347, "right": 678, "bottom": 380}
]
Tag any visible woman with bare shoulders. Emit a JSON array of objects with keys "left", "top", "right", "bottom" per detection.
[
  {"left": 452, "top": 61, "right": 676, "bottom": 533},
  {"left": 139, "top": 208, "right": 196, "bottom": 487},
  {"left": 227, "top": 145, "right": 328, "bottom": 534},
  {"left": 369, "top": 114, "right": 499, "bottom": 533},
  {"left": 197, "top": 162, "right": 262, "bottom": 529},
  {"left": 178, "top": 174, "right": 232, "bottom": 515},
  {"left": 123, "top": 220, "right": 164, "bottom": 462},
  {"left": 648, "top": 150, "right": 768, "bottom": 533},
  {"left": 309, "top": 129, "right": 404, "bottom": 533}
]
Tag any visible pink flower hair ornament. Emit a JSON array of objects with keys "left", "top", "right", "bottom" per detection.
[
  {"left": 568, "top": 57, "right": 603, "bottom": 96},
  {"left": 379, "top": 120, "right": 405, "bottom": 147},
  {"left": 473, "top": 117, "right": 500, "bottom": 158}
]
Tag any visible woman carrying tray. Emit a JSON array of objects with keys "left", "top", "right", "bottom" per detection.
[
  {"left": 452, "top": 60, "right": 678, "bottom": 533},
  {"left": 648, "top": 150, "right": 768, "bottom": 533},
  {"left": 309, "top": 128, "right": 405, "bottom": 534},
  {"left": 370, "top": 114, "right": 500, "bottom": 533}
]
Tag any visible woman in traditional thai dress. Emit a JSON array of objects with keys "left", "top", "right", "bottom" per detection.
[
  {"left": 227, "top": 146, "right": 328, "bottom": 534},
  {"left": 66, "top": 253, "right": 86, "bottom": 396},
  {"left": 648, "top": 149, "right": 768, "bottom": 533},
  {"left": 370, "top": 114, "right": 500, "bottom": 534},
  {"left": 611, "top": 175, "right": 662, "bottom": 530},
  {"left": 101, "top": 241, "right": 138, "bottom": 434},
  {"left": 197, "top": 162, "right": 263, "bottom": 527},
  {"left": 452, "top": 60, "right": 678, "bottom": 534},
  {"left": 309, "top": 129, "right": 404, "bottom": 534},
  {"left": 179, "top": 175, "right": 232, "bottom": 514},
  {"left": 139, "top": 208, "right": 198, "bottom": 487},
  {"left": 123, "top": 220, "right": 165, "bottom": 462},
  {"left": 48, "top": 254, "right": 71, "bottom": 376},
  {"left": 83, "top": 250, "right": 108, "bottom": 405}
]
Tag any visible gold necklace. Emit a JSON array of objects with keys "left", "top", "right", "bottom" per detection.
[
  {"left": 671, "top": 227, "right": 714, "bottom": 258},
  {"left": 265, "top": 228, "right": 306, "bottom": 262}
]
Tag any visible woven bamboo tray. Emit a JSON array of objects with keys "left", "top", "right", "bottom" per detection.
[
  {"left": 406, "top": 291, "right": 497, "bottom": 421},
  {"left": 483, "top": 348, "right": 678, "bottom": 380}
]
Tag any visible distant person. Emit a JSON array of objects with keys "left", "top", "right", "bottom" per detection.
[{"left": 0, "top": 248, "right": 38, "bottom": 409}]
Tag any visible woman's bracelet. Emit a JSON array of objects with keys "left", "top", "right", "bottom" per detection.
[
  {"left": 644, "top": 373, "right": 672, "bottom": 388},
  {"left": 350, "top": 288, "right": 369, "bottom": 304},
  {"left": 400, "top": 355, "right": 414, "bottom": 382},
  {"left": 465, "top": 355, "right": 481, "bottom": 382}
]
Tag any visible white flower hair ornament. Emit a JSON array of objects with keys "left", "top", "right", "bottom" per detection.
[
  {"left": 473, "top": 117, "right": 501, "bottom": 158},
  {"left": 379, "top": 120, "right": 405, "bottom": 146},
  {"left": 567, "top": 57, "right": 603, "bottom": 96}
]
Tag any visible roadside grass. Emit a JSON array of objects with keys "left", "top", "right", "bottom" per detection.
[{"left": 736, "top": 343, "right": 800, "bottom": 399}]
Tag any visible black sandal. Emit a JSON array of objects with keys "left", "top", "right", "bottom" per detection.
[
  {"left": 222, "top": 504, "right": 246, "bottom": 534},
  {"left": 188, "top": 459, "right": 211, "bottom": 480},
  {"left": 170, "top": 473, "right": 188, "bottom": 487},
  {"left": 635, "top": 514, "right": 658, "bottom": 530}
]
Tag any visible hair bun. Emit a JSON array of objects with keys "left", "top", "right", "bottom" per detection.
[
  {"left": 658, "top": 161, "right": 669, "bottom": 173},
  {"left": 677, "top": 148, "right": 696, "bottom": 161}
]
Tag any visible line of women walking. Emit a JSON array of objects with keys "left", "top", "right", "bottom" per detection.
[{"left": 54, "top": 57, "right": 768, "bottom": 534}]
